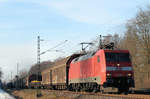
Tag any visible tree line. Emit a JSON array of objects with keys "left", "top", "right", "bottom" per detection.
[{"left": 102, "top": 6, "right": 150, "bottom": 89}]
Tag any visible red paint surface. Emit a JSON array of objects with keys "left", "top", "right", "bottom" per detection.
[{"left": 69, "top": 49, "right": 133, "bottom": 85}]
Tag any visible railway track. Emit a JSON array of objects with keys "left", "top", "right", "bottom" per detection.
[{"left": 41, "top": 89, "right": 150, "bottom": 99}]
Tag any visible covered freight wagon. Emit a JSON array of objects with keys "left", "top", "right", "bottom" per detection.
[{"left": 41, "top": 57, "right": 71, "bottom": 89}]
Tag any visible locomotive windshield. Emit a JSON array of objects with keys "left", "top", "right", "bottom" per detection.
[{"left": 105, "top": 53, "right": 130, "bottom": 62}]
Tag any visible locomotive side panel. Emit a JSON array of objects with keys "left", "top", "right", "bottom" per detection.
[
  {"left": 69, "top": 53, "right": 102, "bottom": 84},
  {"left": 94, "top": 50, "right": 106, "bottom": 84},
  {"left": 80, "top": 59, "right": 92, "bottom": 78}
]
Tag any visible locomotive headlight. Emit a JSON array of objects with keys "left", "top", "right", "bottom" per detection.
[
  {"left": 128, "top": 73, "right": 132, "bottom": 77},
  {"left": 107, "top": 73, "right": 112, "bottom": 77},
  {"left": 117, "top": 64, "right": 120, "bottom": 67}
]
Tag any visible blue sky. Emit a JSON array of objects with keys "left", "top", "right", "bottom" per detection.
[{"left": 0, "top": 0, "right": 149, "bottom": 81}]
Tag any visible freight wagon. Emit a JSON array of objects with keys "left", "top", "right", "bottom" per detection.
[{"left": 41, "top": 57, "right": 71, "bottom": 90}]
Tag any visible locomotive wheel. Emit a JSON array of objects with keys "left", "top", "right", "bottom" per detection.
[
  {"left": 100, "top": 90, "right": 104, "bottom": 94},
  {"left": 92, "top": 85, "right": 99, "bottom": 93},
  {"left": 118, "top": 87, "right": 129, "bottom": 94},
  {"left": 75, "top": 84, "right": 81, "bottom": 92},
  {"left": 124, "top": 91, "right": 129, "bottom": 95},
  {"left": 75, "top": 88, "right": 80, "bottom": 92}
]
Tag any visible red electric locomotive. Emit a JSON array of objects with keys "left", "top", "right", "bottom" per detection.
[{"left": 68, "top": 49, "right": 134, "bottom": 93}]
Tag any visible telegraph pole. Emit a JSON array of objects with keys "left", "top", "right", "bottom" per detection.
[
  {"left": 11, "top": 72, "right": 13, "bottom": 88},
  {"left": 17, "top": 63, "right": 19, "bottom": 75},
  {"left": 37, "top": 36, "right": 40, "bottom": 78},
  {"left": 11, "top": 72, "right": 12, "bottom": 81},
  {"left": 37, "top": 36, "right": 43, "bottom": 80},
  {"left": 36, "top": 36, "right": 43, "bottom": 97},
  {"left": 16, "top": 63, "right": 19, "bottom": 89}
]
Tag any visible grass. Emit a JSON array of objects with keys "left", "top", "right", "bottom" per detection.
[{"left": 12, "top": 89, "right": 71, "bottom": 99}]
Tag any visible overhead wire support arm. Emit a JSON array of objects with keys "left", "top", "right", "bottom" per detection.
[
  {"left": 40, "top": 40, "right": 68, "bottom": 55},
  {"left": 80, "top": 42, "right": 93, "bottom": 52}
]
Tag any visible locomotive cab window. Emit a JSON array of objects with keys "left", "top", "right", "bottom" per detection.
[
  {"left": 73, "top": 58, "right": 79, "bottom": 62},
  {"left": 97, "top": 56, "right": 100, "bottom": 62},
  {"left": 105, "top": 52, "right": 130, "bottom": 62}
]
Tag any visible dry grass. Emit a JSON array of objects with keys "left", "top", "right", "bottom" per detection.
[
  {"left": 12, "top": 89, "right": 71, "bottom": 99},
  {"left": 11, "top": 89, "right": 150, "bottom": 99}
]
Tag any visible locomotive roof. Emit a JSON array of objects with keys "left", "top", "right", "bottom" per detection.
[
  {"left": 41, "top": 49, "right": 129, "bottom": 73},
  {"left": 71, "top": 49, "right": 130, "bottom": 63},
  {"left": 72, "top": 51, "right": 96, "bottom": 63}
]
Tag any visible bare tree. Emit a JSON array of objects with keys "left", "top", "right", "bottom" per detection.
[
  {"left": 29, "top": 60, "right": 53, "bottom": 75},
  {"left": 124, "top": 6, "right": 150, "bottom": 88},
  {"left": 53, "top": 57, "right": 65, "bottom": 62},
  {"left": 19, "top": 69, "right": 28, "bottom": 78}
]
